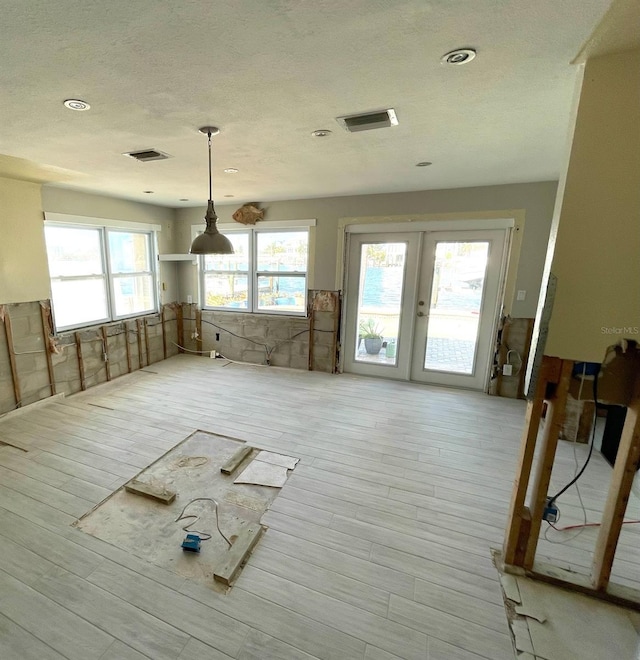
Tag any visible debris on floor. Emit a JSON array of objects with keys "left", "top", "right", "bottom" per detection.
[
  {"left": 234, "top": 450, "right": 300, "bottom": 487},
  {"left": 498, "top": 569, "right": 640, "bottom": 660},
  {"left": 75, "top": 430, "right": 299, "bottom": 589}
]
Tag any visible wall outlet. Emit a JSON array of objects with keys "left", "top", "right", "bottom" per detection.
[
  {"left": 187, "top": 295, "right": 193, "bottom": 304},
  {"left": 516, "top": 290, "right": 526, "bottom": 301},
  {"left": 503, "top": 364, "right": 513, "bottom": 376}
]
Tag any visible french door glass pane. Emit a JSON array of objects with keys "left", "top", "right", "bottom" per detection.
[
  {"left": 355, "top": 242, "right": 406, "bottom": 365},
  {"left": 204, "top": 274, "right": 249, "bottom": 309},
  {"left": 112, "top": 274, "right": 155, "bottom": 316},
  {"left": 424, "top": 241, "right": 489, "bottom": 374},
  {"left": 257, "top": 275, "right": 305, "bottom": 312},
  {"left": 50, "top": 278, "right": 108, "bottom": 328}
]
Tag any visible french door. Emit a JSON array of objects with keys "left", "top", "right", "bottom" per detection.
[{"left": 343, "top": 229, "right": 508, "bottom": 390}]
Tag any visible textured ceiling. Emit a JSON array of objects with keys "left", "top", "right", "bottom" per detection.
[{"left": 0, "top": 0, "right": 613, "bottom": 207}]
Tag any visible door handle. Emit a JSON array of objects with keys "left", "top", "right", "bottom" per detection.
[{"left": 417, "top": 311, "right": 425, "bottom": 317}]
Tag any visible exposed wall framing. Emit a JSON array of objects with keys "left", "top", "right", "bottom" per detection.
[
  {"left": 0, "top": 301, "right": 181, "bottom": 416},
  {"left": 502, "top": 351, "right": 640, "bottom": 609}
]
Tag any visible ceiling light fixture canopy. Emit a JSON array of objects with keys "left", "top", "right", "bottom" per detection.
[{"left": 189, "top": 126, "right": 234, "bottom": 255}]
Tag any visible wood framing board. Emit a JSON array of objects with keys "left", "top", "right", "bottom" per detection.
[
  {"left": 213, "top": 522, "right": 264, "bottom": 586},
  {"left": 503, "top": 356, "right": 560, "bottom": 565},
  {"left": 524, "top": 359, "right": 573, "bottom": 568},
  {"left": 592, "top": 365, "right": 640, "bottom": 590}
]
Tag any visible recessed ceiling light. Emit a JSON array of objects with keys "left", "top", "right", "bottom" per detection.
[
  {"left": 179, "top": 198, "right": 189, "bottom": 201},
  {"left": 223, "top": 168, "right": 239, "bottom": 174},
  {"left": 63, "top": 98, "right": 91, "bottom": 111},
  {"left": 416, "top": 161, "right": 432, "bottom": 167},
  {"left": 142, "top": 190, "right": 154, "bottom": 194},
  {"left": 311, "top": 129, "right": 332, "bottom": 137},
  {"left": 441, "top": 48, "right": 476, "bottom": 65},
  {"left": 224, "top": 194, "right": 234, "bottom": 198}
]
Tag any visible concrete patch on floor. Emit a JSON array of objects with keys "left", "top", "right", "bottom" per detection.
[
  {"left": 75, "top": 430, "right": 299, "bottom": 589},
  {"left": 497, "top": 567, "right": 640, "bottom": 660}
]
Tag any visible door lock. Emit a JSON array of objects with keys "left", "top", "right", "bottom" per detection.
[{"left": 417, "top": 311, "right": 425, "bottom": 317}]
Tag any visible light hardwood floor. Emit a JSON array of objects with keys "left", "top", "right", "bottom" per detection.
[{"left": 0, "top": 354, "right": 636, "bottom": 659}]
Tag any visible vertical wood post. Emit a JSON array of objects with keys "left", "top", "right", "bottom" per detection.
[
  {"left": 195, "top": 308, "right": 202, "bottom": 349},
  {"left": 75, "top": 332, "right": 86, "bottom": 390},
  {"left": 524, "top": 359, "right": 573, "bottom": 568},
  {"left": 592, "top": 366, "right": 640, "bottom": 590},
  {"left": 503, "top": 356, "right": 560, "bottom": 565},
  {"left": 144, "top": 318, "right": 151, "bottom": 366},
  {"left": 101, "top": 326, "right": 111, "bottom": 381},
  {"left": 2, "top": 306, "right": 22, "bottom": 407},
  {"left": 176, "top": 304, "right": 184, "bottom": 354},
  {"left": 39, "top": 301, "right": 56, "bottom": 396},
  {"left": 124, "top": 321, "right": 132, "bottom": 373},
  {"left": 136, "top": 319, "right": 144, "bottom": 368},
  {"left": 161, "top": 306, "right": 168, "bottom": 359},
  {"left": 308, "top": 311, "right": 315, "bottom": 371}
]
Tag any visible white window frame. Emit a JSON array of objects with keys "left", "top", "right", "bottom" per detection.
[
  {"left": 197, "top": 220, "right": 315, "bottom": 316},
  {"left": 44, "top": 215, "right": 159, "bottom": 332}
]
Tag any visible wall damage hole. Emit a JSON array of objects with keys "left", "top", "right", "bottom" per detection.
[{"left": 75, "top": 430, "right": 298, "bottom": 590}]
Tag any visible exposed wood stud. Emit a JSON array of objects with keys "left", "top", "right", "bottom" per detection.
[
  {"left": 308, "top": 311, "right": 315, "bottom": 371},
  {"left": 503, "top": 356, "right": 560, "bottom": 565},
  {"left": 125, "top": 321, "right": 132, "bottom": 373},
  {"left": 75, "top": 332, "right": 86, "bottom": 391},
  {"left": 39, "top": 300, "right": 56, "bottom": 396},
  {"left": 161, "top": 306, "right": 168, "bottom": 360},
  {"left": 136, "top": 319, "right": 144, "bottom": 368},
  {"left": 101, "top": 326, "right": 111, "bottom": 381},
  {"left": 195, "top": 308, "right": 202, "bottom": 349},
  {"left": 523, "top": 359, "right": 573, "bottom": 569},
  {"left": 144, "top": 318, "right": 152, "bottom": 366},
  {"left": 592, "top": 365, "right": 640, "bottom": 590},
  {"left": 2, "top": 307, "right": 22, "bottom": 408},
  {"left": 176, "top": 304, "right": 184, "bottom": 353}
]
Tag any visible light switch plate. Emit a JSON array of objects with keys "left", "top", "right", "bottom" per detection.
[{"left": 517, "top": 290, "right": 526, "bottom": 301}]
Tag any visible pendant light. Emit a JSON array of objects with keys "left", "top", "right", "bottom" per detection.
[{"left": 189, "top": 126, "right": 234, "bottom": 255}]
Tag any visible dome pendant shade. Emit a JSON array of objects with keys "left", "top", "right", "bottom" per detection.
[
  {"left": 189, "top": 126, "right": 234, "bottom": 255},
  {"left": 190, "top": 201, "right": 234, "bottom": 254}
]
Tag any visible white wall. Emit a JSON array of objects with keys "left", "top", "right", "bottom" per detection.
[{"left": 176, "top": 181, "right": 558, "bottom": 318}]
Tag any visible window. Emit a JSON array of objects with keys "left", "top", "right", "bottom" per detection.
[
  {"left": 202, "top": 228, "right": 309, "bottom": 314},
  {"left": 45, "top": 224, "right": 157, "bottom": 330}
]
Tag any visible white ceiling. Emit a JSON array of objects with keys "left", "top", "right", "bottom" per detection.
[{"left": 0, "top": 0, "right": 614, "bottom": 207}]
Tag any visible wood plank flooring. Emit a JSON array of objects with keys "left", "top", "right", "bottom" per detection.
[{"left": 0, "top": 354, "right": 636, "bottom": 659}]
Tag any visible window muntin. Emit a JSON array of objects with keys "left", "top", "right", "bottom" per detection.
[
  {"left": 202, "top": 228, "right": 308, "bottom": 314},
  {"left": 45, "top": 224, "right": 157, "bottom": 331}
]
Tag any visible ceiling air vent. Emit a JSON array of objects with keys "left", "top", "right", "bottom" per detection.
[
  {"left": 336, "top": 108, "right": 398, "bottom": 133},
  {"left": 123, "top": 149, "right": 171, "bottom": 162}
]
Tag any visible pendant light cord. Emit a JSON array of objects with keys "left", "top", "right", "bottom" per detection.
[{"left": 207, "top": 130, "right": 213, "bottom": 201}]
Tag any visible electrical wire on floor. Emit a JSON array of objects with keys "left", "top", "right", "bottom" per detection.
[
  {"left": 544, "top": 362, "right": 599, "bottom": 544},
  {"left": 174, "top": 497, "right": 232, "bottom": 547}
]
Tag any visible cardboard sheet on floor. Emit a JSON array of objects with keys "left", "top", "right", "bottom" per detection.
[
  {"left": 514, "top": 576, "right": 639, "bottom": 660},
  {"left": 234, "top": 461, "right": 289, "bottom": 487},
  {"left": 255, "top": 450, "right": 299, "bottom": 470},
  {"left": 234, "top": 450, "right": 299, "bottom": 487}
]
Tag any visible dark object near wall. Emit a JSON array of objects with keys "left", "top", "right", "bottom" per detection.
[{"left": 600, "top": 405, "right": 638, "bottom": 470}]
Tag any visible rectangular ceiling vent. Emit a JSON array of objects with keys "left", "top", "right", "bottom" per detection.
[
  {"left": 123, "top": 149, "right": 171, "bottom": 162},
  {"left": 336, "top": 108, "right": 398, "bottom": 133}
]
